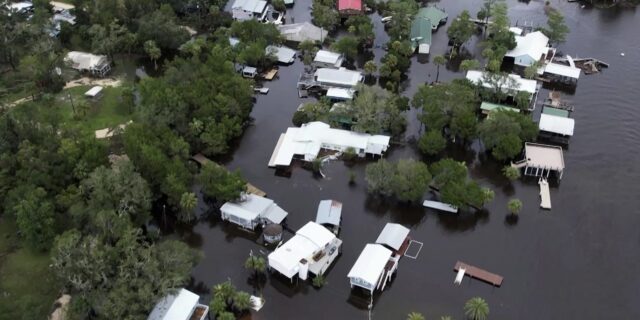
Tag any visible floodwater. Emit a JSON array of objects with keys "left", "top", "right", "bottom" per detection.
[{"left": 177, "top": 1, "right": 640, "bottom": 319}]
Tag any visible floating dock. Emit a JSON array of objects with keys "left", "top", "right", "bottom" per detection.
[
  {"left": 454, "top": 261, "right": 503, "bottom": 287},
  {"left": 539, "top": 178, "right": 551, "bottom": 209},
  {"left": 422, "top": 200, "right": 458, "bottom": 213}
]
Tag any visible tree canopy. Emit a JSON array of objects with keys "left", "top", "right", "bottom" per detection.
[
  {"left": 478, "top": 109, "right": 538, "bottom": 160},
  {"left": 431, "top": 159, "right": 493, "bottom": 209},
  {"left": 365, "top": 159, "right": 431, "bottom": 202},
  {"left": 447, "top": 10, "right": 476, "bottom": 48}
]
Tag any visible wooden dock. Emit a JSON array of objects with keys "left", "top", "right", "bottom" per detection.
[
  {"left": 454, "top": 261, "right": 503, "bottom": 287},
  {"left": 191, "top": 154, "right": 267, "bottom": 197},
  {"left": 539, "top": 178, "right": 551, "bottom": 209}
]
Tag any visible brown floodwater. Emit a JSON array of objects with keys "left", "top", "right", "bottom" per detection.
[{"left": 172, "top": 1, "right": 640, "bottom": 319}]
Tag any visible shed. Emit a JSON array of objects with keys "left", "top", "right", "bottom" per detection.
[
  {"left": 266, "top": 45, "right": 296, "bottom": 64},
  {"left": 543, "top": 62, "right": 581, "bottom": 84},
  {"left": 147, "top": 289, "right": 208, "bottom": 320},
  {"left": 338, "top": 0, "right": 363, "bottom": 14},
  {"left": 313, "top": 50, "right": 344, "bottom": 69},
  {"left": 315, "top": 200, "right": 342, "bottom": 233},
  {"left": 539, "top": 114, "right": 574, "bottom": 137},
  {"left": 242, "top": 66, "right": 258, "bottom": 78},
  {"left": 84, "top": 86, "right": 103, "bottom": 98},
  {"left": 375, "top": 223, "right": 410, "bottom": 252},
  {"left": 347, "top": 244, "right": 393, "bottom": 293},
  {"left": 278, "top": 22, "right": 328, "bottom": 43}
]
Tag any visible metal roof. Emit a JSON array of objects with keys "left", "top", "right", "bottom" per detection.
[
  {"left": 480, "top": 102, "right": 520, "bottom": 113},
  {"left": 314, "top": 50, "right": 343, "bottom": 66},
  {"left": 266, "top": 45, "right": 296, "bottom": 64},
  {"left": 338, "top": 0, "right": 362, "bottom": 11},
  {"left": 466, "top": 70, "right": 537, "bottom": 94},
  {"left": 410, "top": 17, "right": 432, "bottom": 49},
  {"left": 347, "top": 244, "right": 392, "bottom": 286},
  {"left": 544, "top": 62, "right": 581, "bottom": 79},
  {"left": 539, "top": 114, "right": 575, "bottom": 136},
  {"left": 416, "top": 7, "right": 448, "bottom": 29},
  {"left": 315, "top": 68, "right": 363, "bottom": 87},
  {"left": 316, "top": 200, "right": 342, "bottom": 226},
  {"left": 505, "top": 31, "right": 550, "bottom": 66},
  {"left": 147, "top": 289, "right": 199, "bottom": 320},
  {"left": 375, "top": 223, "right": 410, "bottom": 251},
  {"left": 278, "top": 22, "right": 328, "bottom": 43},
  {"left": 326, "top": 87, "right": 355, "bottom": 100},
  {"left": 232, "top": 0, "right": 267, "bottom": 13},
  {"left": 542, "top": 107, "right": 569, "bottom": 118}
]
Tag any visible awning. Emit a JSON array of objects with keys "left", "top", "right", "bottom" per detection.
[
  {"left": 375, "top": 223, "right": 410, "bottom": 251},
  {"left": 262, "top": 204, "right": 288, "bottom": 224},
  {"left": 326, "top": 87, "right": 354, "bottom": 100},
  {"left": 539, "top": 114, "right": 574, "bottom": 136},
  {"left": 315, "top": 200, "right": 342, "bottom": 226}
]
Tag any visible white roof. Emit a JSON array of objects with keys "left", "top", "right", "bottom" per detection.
[
  {"left": 375, "top": 223, "right": 410, "bottom": 251},
  {"left": 347, "top": 244, "right": 392, "bottom": 286},
  {"left": 220, "top": 194, "right": 275, "bottom": 222},
  {"left": 422, "top": 200, "right": 458, "bottom": 213},
  {"left": 315, "top": 68, "right": 363, "bottom": 87},
  {"left": 314, "top": 50, "right": 343, "bottom": 65},
  {"left": 268, "top": 122, "right": 390, "bottom": 167},
  {"left": 85, "top": 86, "right": 103, "bottom": 97},
  {"left": 326, "top": 87, "right": 354, "bottom": 100},
  {"left": 509, "top": 27, "right": 523, "bottom": 35},
  {"left": 266, "top": 45, "right": 296, "bottom": 64},
  {"left": 147, "top": 289, "right": 199, "bottom": 320},
  {"left": 466, "top": 70, "right": 537, "bottom": 94},
  {"left": 232, "top": 0, "right": 267, "bottom": 13},
  {"left": 50, "top": 1, "right": 75, "bottom": 11},
  {"left": 505, "top": 31, "right": 549, "bottom": 65},
  {"left": 7, "top": 2, "right": 32, "bottom": 11},
  {"left": 229, "top": 37, "right": 240, "bottom": 47},
  {"left": 316, "top": 200, "right": 342, "bottom": 226},
  {"left": 539, "top": 114, "right": 575, "bottom": 136},
  {"left": 278, "top": 22, "right": 328, "bottom": 42},
  {"left": 544, "top": 63, "right": 581, "bottom": 79},
  {"left": 524, "top": 143, "right": 565, "bottom": 171},
  {"left": 268, "top": 222, "right": 337, "bottom": 278},
  {"left": 262, "top": 203, "right": 288, "bottom": 224},
  {"left": 65, "top": 51, "right": 108, "bottom": 70}
]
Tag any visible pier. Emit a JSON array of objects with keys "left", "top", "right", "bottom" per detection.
[{"left": 454, "top": 261, "right": 504, "bottom": 287}]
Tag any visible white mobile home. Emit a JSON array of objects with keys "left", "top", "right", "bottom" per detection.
[
  {"left": 231, "top": 0, "right": 268, "bottom": 21},
  {"left": 65, "top": 51, "right": 111, "bottom": 77},
  {"left": 268, "top": 121, "right": 390, "bottom": 167},
  {"left": 347, "top": 244, "right": 394, "bottom": 293},
  {"left": 268, "top": 222, "right": 342, "bottom": 280},
  {"left": 314, "top": 68, "right": 363, "bottom": 88},
  {"left": 147, "top": 289, "right": 209, "bottom": 320},
  {"left": 313, "top": 50, "right": 344, "bottom": 69},
  {"left": 220, "top": 194, "right": 288, "bottom": 230},
  {"left": 266, "top": 45, "right": 296, "bottom": 64}
]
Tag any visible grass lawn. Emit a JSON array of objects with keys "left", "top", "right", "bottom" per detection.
[
  {"left": 0, "top": 218, "right": 59, "bottom": 320},
  {"left": 58, "top": 85, "right": 134, "bottom": 132}
]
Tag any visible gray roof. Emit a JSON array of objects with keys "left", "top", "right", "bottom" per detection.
[
  {"left": 147, "top": 289, "right": 199, "bottom": 320},
  {"left": 266, "top": 45, "right": 296, "bottom": 64},
  {"left": 278, "top": 22, "right": 328, "bottom": 43},
  {"left": 375, "top": 223, "right": 410, "bottom": 251},
  {"left": 315, "top": 200, "right": 342, "bottom": 226}
]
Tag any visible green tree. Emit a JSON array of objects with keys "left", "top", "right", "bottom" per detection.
[
  {"left": 508, "top": 198, "right": 523, "bottom": 214},
  {"left": 245, "top": 253, "right": 267, "bottom": 277},
  {"left": 447, "top": 10, "right": 475, "bottom": 48},
  {"left": 478, "top": 109, "right": 538, "bottom": 160},
  {"left": 217, "top": 311, "right": 236, "bottom": 320},
  {"left": 364, "top": 60, "right": 377, "bottom": 78},
  {"left": 144, "top": 40, "right": 161, "bottom": 70},
  {"left": 13, "top": 186, "right": 55, "bottom": 251},
  {"left": 232, "top": 291, "right": 253, "bottom": 312},
  {"left": 542, "top": 9, "right": 570, "bottom": 45},
  {"left": 178, "top": 192, "right": 198, "bottom": 222},
  {"left": 312, "top": 0, "right": 340, "bottom": 31},
  {"left": 385, "top": 0, "right": 418, "bottom": 40},
  {"left": 137, "top": 8, "right": 190, "bottom": 50},
  {"left": 331, "top": 36, "right": 360, "bottom": 61},
  {"left": 460, "top": 59, "right": 480, "bottom": 72},
  {"left": 464, "top": 297, "right": 490, "bottom": 320},
  {"left": 121, "top": 86, "right": 136, "bottom": 113},
  {"left": 431, "top": 159, "right": 493, "bottom": 209},
  {"left": 312, "top": 274, "right": 327, "bottom": 288},
  {"left": 433, "top": 55, "right": 446, "bottom": 83},
  {"left": 351, "top": 85, "right": 407, "bottom": 135},
  {"left": 502, "top": 165, "right": 521, "bottom": 181},
  {"left": 365, "top": 159, "right": 396, "bottom": 197},
  {"left": 390, "top": 159, "right": 432, "bottom": 202},
  {"left": 441, "top": 316, "right": 453, "bottom": 320},
  {"left": 345, "top": 15, "right": 375, "bottom": 46},
  {"left": 299, "top": 40, "right": 319, "bottom": 65},
  {"left": 198, "top": 163, "right": 246, "bottom": 203},
  {"left": 407, "top": 312, "right": 426, "bottom": 320},
  {"left": 272, "top": 0, "right": 286, "bottom": 11},
  {"left": 418, "top": 130, "right": 446, "bottom": 155}
]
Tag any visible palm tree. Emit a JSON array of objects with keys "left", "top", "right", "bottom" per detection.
[
  {"left": 244, "top": 252, "right": 267, "bottom": 278},
  {"left": 178, "top": 192, "right": 197, "bottom": 222},
  {"left": 407, "top": 312, "right": 425, "bottom": 320},
  {"left": 440, "top": 316, "right": 453, "bottom": 320},
  {"left": 144, "top": 40, "right": 161, "bottom": 70},
  {"left": 213, "top": 280, "right": 237, "bottom": 304},
  {"left": 460, "top": 59, "right": 480, "bottom": 73},
  {"left": 364, "top": 60, "right": 377, "bottom": 79},
  {"left": 433, "top": 55, "right": 446, "bottom": 83},
  {"left": 464, "top": 297, "right": 489, "bottom": 320},
  {"left": 217, "top": 311, "right": 235, "bottom": 320},
  {"left": 232, "top": 291, "right": 253, "bottom": 312},
  {"left": 508, "top": 198, "right": 523, "bottom": 215}
]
